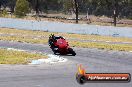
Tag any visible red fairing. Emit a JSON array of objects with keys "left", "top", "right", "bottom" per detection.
[{"left": 55, "top": 39, "right": 68, "bottom": 49}]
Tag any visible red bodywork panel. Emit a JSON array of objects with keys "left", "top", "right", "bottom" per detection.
[
  {"left": 55, "top": 39, "right": 69, "bottom": 48},
  {"left": 54, "top": 38, "right": 69, "bottom": 54}
]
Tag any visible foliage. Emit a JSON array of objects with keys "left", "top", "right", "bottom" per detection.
[
  {"left": 2, "top": 9, "right": 8, "bottom": 17},
  {"left": 0, "top": 0, "right": 132, "bottom": 19},
  {"left": 14, "top": 0, "right": 29, "bottom": 17}
]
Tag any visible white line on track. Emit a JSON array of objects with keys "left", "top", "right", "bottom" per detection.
[{"left": 30, "top": 54, "right": 68, "bottom": 64}]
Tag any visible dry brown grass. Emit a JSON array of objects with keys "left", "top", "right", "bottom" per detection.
[
  {"left": 0, "top": 28, "right": 132, "bottom": 52},
  {"left": 0, "top": 48, "right": 47, "bottom": 64}
]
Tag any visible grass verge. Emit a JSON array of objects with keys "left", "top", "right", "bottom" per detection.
[
  {"left": 69, "top": 41, "right": 132, "bottom": 51},
  {"left": 0, "top": 49, "right": 47, "bottom": 64},
  {"left": 0, "top": 28, "right": 132, "bottom": 52}
]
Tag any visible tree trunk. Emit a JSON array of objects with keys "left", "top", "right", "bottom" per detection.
[
  {"left": 36, "top": 0, "right": 39, "bottom": 16},
  {"left": 74, "top": 0, "right": 79, "bottom": 23},
  {"left": 114, "top": 0, "right": 118, "bottom": 26}
]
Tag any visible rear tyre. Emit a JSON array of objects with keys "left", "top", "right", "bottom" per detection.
[{"left": 68, "top": 48, "right": 76, "bottom": 56}]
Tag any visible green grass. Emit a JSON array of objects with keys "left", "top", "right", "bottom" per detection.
[
  {"left": 69, "top": 41, "right": 132, "bottom": 51},
  {"left": 0, "top": 28, "right": 132, "bottom": 52},
  {"left": 0, "top": 49, "right": 47, "bottom": 64}
]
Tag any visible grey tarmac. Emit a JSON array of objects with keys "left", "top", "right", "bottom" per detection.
[{"left": 0, "top": 40, "right": 132, "bottom": 87}]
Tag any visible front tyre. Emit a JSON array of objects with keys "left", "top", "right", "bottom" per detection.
[
  {"left": 68, "top": 48, "right": 76, "bottom": 56},
  {"left": 51, "top": 47, "right": 57, "bottom": 55}
]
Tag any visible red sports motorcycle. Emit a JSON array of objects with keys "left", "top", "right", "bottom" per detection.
[{"left": 48, "top": 34, "right": 76, "bottom": 56}]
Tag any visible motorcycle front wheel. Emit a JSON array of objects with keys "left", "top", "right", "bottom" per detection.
[{"left": 68, "top": 48, "right": 76, "bottom": 56}]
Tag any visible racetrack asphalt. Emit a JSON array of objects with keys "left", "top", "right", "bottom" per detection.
[{"left": 0, "top": 40, "right": 132, "bottom": 87}]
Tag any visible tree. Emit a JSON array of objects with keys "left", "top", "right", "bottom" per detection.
[
  {"left": 0, "top": 0, "right": 8, "bottom": 9},
  {"left": 74, "top": 0, "right": 79, "bottom": 23},
  {"left": 0, "top": 0, "right": 131, "bottom": 19},
  {"left": 14, "top": 0, "right": 29, "bottom": 17},
  {"left": 35, "top": 0, "right": 39, "bottom": 15},
  {"left": 63, "top": 0, "right": 73, "bottom": 13},
  {"left": 63, "top": 0, "right": 79, "bottom": 23},
  {"left": 7, "top": 0, "right": 16, "bottom": 13}
]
